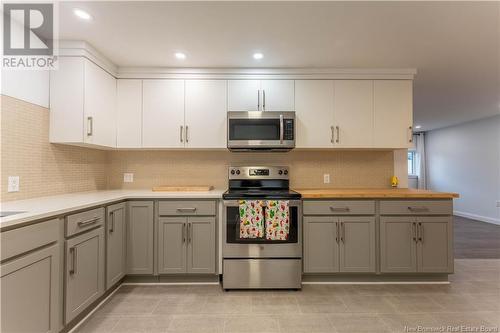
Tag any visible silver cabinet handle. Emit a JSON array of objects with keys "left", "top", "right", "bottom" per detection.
[
  {"left": 69, "top": 247, "right": 77, "bottom": 275},
  {"left": 408, "top": 126, "right": 413, "bottom": 143},
  {"left": 187, "top": 223, "right": 192, "bottom": 243},
  {"left": 335, "top": 125, "right": 340, "bottom": 143},
  {"left": 87, "top": 116, "right": 93, "bottom": 136},
  {"left": 335, "top": 221, "right": 339, "bottom": 243},
  {"left": 185, "top": 125, "right": 189, "bottom": 143},
  {"left": 182, "top": 222, "right": 186, "bottom": 243},
  {"left": 180, "top": 126, "right": 184, "bottom": 143},
  {"left": 330, "top": 207, "right": 350, "bottom": 212},
  {"left": 176, "top": 207, "right": 197, "bottom": 212},
  {"left": 77, "top": 218, "right": 99, "bottom": 228},
  {"left": 412, "top": 222, "right": 417, "bottom": 242},
  {"left": 408, "top": 206, "right": 429, "bottom": 213},
  {"left": 263, "top": 89, "right": 266, "bottom": 110},
  {"left": 330, "top": 126, "right": 334, "bottom": 143},
  {"left": 109, "top": 211, "right": 115, "bottom": 233},
  {"left": 341, "top": 222, "right": 345, "bottom": 242},
  {"left": 418, "top": 222, "right": 423, "bottom": 242},
  {"left": 279, "top": 114, "right": 284, "bottom": 144},
  {"left": 257, "top": 90, "right": 260, "bottom": 110}
]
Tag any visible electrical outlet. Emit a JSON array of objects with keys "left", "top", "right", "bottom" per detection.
[
  {"left": 123, "top": 173, "right": 134, "bottom": 183},
  {"left": 496, "top": 200, "right": 500, "bottom": 208},
  {"left": 323, "top": 174, "right": 330, "bottom": 184},
  {"left": 8, "top": 176, "right": 20, "bottom": 192}
]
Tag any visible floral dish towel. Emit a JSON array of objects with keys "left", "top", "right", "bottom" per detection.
[
  {"left": 265, "top": 200, "right": 290, "bottom": 241},
  {"left": 239, "top": 200, "right": 265, "bottom": 239}
]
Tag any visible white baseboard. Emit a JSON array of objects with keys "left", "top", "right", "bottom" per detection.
[{"left": 454, "top": 210, "right": 500, "bottom": 225}]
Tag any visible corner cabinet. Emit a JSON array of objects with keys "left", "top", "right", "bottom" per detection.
[
  {"left": 157, "top": 201, "right": 216, "bottom": 275},
  {"left": 50, "top": 57, "right": 116, "bottom": 148},
  {"left": 106, "top": 202, "right": 127, "bottom": 289}
]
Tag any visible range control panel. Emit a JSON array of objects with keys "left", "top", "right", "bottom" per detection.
[{"left": 228, "top": 166, "right": 289, "bottom": 180}]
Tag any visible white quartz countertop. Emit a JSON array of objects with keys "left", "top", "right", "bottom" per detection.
[{"left": 0, "top": 189, "right": 224, "bottom": 230}]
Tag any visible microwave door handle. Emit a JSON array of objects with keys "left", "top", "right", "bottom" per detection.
[{"left": 279, "top": 114, "right": 284, "bottom": 144}]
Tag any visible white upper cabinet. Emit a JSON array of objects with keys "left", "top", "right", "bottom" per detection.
[
  {"left": 295, "top": 80, "right": 334, "bottom": 148},
  {"left": 333, "top": 80, "right": 373, "bottom": 148},
  {"left": 142, "top": 80, "right": 185, "bottom": 148},
  {"left": 185, "top": 80, "right": 227, "bottom": 148},
  {"left": 227, "top": 80, "right": 294, "bottom": 111},
  {"left": 116, "top": 80, "right": 142, "bottom": 148},
  {"left": 373, "top": 80, "right": 413, "bottom": 148},
  {"left": 50, "top": 57, "right": 116, "bottom": 148},
  {"left": 260, "top": 80, "right": 295, "bottom": 111}
]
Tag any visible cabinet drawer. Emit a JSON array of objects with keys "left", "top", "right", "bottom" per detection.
[
  {"left": 1, "top": 219, "right": 59, "bottom": 261},
  {"left": 303, "top": 200, "right": 375, "bottom": 215},
  {"left": 66, "top": 208, "right": 105, "bottom": 237},
  {"left": 380, "top": 200, "right": 452, "bottom": 215},
  {"left": 158, "top": 201, "right": 216, "bottom": 216}
]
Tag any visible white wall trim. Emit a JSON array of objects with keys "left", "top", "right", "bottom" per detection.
[
  {"left": 454, "top": 210, "right": 500, "bottom": 225},
  {"left": 58, "top": 40, "right": 417, "bottom": 80}
]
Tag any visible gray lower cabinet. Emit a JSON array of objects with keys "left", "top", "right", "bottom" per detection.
[
  {"left": 380, "top": 216, "right": 453, "bottom": 273},
  {"left": 303, "top": 217, "right": 339, "bottom": 273},
  {"left": 158, "top": 216, "right": 216, "bottom": 274},
  {"left": 303, "top": 216, "right": 375, "bottom": 273},
  {"left": 65, "top": 226, "right": 105, "bottom": 323},
  {"left": 127, "top": 201, "right": 154, "bottom": 275},
  {"left": 1, "top": 243, "right": 60, "bottom": 333},
  {"left": 106, "top": 202, "right": 126, "bottom": 289}
]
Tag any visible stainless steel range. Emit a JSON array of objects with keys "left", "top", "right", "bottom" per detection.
[{"left": 222, "top": 166, "right": 302, "bottom": 289}]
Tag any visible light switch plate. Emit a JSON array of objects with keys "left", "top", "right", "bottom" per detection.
[
  {"left": 323, "top": 174, "right": 330, "bottom": 184},
  {"left": 123, "top": 173, "right": 134, "bottom": 183},
  {"left": 8, "top": 176, "right": 20, "bottom": 192}
]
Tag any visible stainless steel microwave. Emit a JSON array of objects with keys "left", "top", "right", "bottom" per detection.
[{"left": 227, "top": 111, "right": 295, "bottom": 151}]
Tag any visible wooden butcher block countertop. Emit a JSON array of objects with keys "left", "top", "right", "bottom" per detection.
[{"left": 295, "top": 188, "right": 459, "bottom": 199}]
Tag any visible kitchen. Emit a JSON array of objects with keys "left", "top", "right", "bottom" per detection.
[{"left": 1, "top": 2, "right": 499, "bottom": 333}]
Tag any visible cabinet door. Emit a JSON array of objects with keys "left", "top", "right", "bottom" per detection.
[
  {"left": 49, "top": 57, "right": 85, "bottom": 143},
  {"left": 303, "top": 217, "right": 339, "bottom": 273},
  {"left": 1, "top": 243, "right": 59, "bottom": 333},
  {"left": 333, "top": 80, "right": 373, "bottom": 148},
  {"left": 373, "top": 80, "right": 413, "bottom": 148},
  {"left": 158, "top": 217, "right": 187, "bottom": 274},
  {"left": 142, "top": 80, "right": 185, "bottom": 148},
  {"left": 339, "top": 216, "right": 376, "bottom": 272},
  {"left": 185, "top": 80, "right": 227, "bottom": 148},
  {"left": 106, "top": 203, "right": 126, "bottom": 289},
  {"left": 65, "top": 227, "right": 105, "bottom": 323},
  {"left": 117, "top": 79, "right": 142, "bottom": 148},
  {"left": 227, "top": 80, "right": 261, "bottom": 111},
  {"left": 127, "top": 201, "right": 154, "bottom": 275},
  {"left": 84, "top": 59, "right": 116, "bottom": 147},
  {"left": 187, "top": 217, "right": 216, "bottom": 274},
  {"left": 417, "top": 217, "right": 453, "bottom": 273},
  {"left": 260, "top": 80, "right": 295, "bottom": 111},
  {"left": 295, "top": 80, "right": 334, "bottom": 148},
  {"left": 380, "top": 217, "right": 417, "bottom": 273}
]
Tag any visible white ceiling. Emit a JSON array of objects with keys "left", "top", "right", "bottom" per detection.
[{"left": 58, "top": 1, "right": 500, "bottom": 131}]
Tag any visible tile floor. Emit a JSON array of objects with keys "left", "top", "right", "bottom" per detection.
[{"left": 75, "top": 259, "right": 500, "bottom": 333}]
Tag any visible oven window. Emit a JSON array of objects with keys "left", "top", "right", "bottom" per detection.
[
  {"left": 229, "top": 119, "right": 280, "bottom": 141},
  {"left": 226, "top": 206, "right": 298, "bottom": 244}
]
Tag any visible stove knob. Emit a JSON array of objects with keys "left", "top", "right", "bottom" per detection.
[
  {"left": 236, "top": 170, "right": 240, "bottom": 175},
  {"left": 284, "top": 170, "right": 288, "bottom": 175},
  {"left": 278, "top": 170, "right": 283, "bottom": 175},
  {"left": 230, "top": 170, "right": 235, "bottom": 175}
]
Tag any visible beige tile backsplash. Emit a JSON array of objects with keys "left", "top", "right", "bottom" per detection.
[{"left": 1, "top": 95, "right": 394, "bottom": 202}]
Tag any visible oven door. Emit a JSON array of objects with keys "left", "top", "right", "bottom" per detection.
[
  {"left": 227, "top": 111, "right": 295, "bottom": 150},
  {"left": 223, "top": 199, "right": 302, "bottom": 258}
]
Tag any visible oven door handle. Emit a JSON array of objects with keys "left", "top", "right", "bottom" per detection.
[{"left": 279, "top": 114, "right": 284, "bottom": 144}]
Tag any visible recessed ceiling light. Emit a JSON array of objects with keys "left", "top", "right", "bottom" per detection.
[
  {"left": 415, "top": 125, "right": 422, "bottom": 129},
  {"left": 253, "top": 53, "right": 264, "bottom": 60},
  {"left": 73, "top": 8, "right": 92, "bottom": 21},
  {"left": 175, "top": 52, "right": 186, "bottom": 60}
]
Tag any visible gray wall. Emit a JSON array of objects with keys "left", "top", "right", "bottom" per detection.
[{"left": 426, "top": 115, "right": 500, "bottom": 224}]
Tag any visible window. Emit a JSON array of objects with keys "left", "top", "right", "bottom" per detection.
[{"left": 408, "top": 151, "right": 417, "bottom": 175}]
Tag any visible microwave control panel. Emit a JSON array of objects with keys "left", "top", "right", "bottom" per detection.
[{"left": 284, "top": 119, "right": 294, "bottom": 140}]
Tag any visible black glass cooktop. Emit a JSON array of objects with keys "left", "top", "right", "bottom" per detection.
[{"left": 222, "top": 189, "right": 301, "bottom": 200}]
